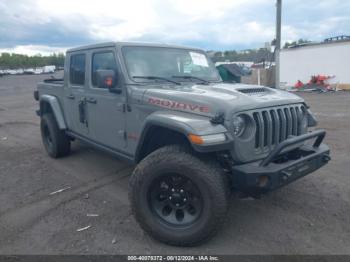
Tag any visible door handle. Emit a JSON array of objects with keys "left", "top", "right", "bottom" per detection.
[
  {"left": 78, "top": 99, "right": 87, "bottom": 124},
  {"left": 86, "top": 97, "right": 97, "bottom": 104},
  {"left": 66, "top": 94, "right": 75, "bottom": 100}
]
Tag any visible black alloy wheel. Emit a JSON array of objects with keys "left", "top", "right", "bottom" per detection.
[{"left": 148, "top": 173, "right": 203, "bottom": 226}]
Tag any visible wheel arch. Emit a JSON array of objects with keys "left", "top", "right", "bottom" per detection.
[
  {"left": 135, "top": 122, "right": 191, "bottom": 163},
  {"left": 39, "top": 95, "right": 67, "bottom": 130},
  {"left": 134, "top": 111, "right": 228, "bottom": 163}
]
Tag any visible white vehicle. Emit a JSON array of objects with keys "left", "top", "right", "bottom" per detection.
[
  {"left": 24, "top": 68, "right": 35, "bottom": 74},
  {"left": 7, "top": 70, "right": 17, "bottom": 75},
  {"left": 43, "top": 65, "right": 56, "bottom": 74},
  {"left": 16, "top": 69, "right": 24, "bottom": 74},
  {"left": 34, "top": 68, "right": 44, "bottom": 75}
]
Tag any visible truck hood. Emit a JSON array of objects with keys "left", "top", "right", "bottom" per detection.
[{"left": 142, "top": 82, "right": 304, "bottom": 119}]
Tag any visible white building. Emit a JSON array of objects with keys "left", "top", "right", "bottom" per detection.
[{"left": 279, "top": 39, "right": 350, "bottom": 89}]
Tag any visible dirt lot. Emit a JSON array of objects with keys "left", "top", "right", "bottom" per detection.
[{"left": 0, "top": 73, "right": 349, "bottom": 255}]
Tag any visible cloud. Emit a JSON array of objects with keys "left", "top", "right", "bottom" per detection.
[{"left": 0, "top": 0, "right": 349, "bottom": 54}]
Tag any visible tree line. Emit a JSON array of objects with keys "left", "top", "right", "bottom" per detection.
[
  {"left": 0, "top": 39, "right": 310, "bottom": 69},
  {"left": 209, "top": 39, "right": 311, "bottom": 64},
  {"left": 283, "top": 38, "right": 311, "bottom": 49},
  {"left": 0, "top": 53, "right": 65, "bottom": 69}
]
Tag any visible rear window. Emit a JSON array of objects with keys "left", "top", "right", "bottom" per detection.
[{"left": 70, "top": 54, "right": 86, "bottom": 85}]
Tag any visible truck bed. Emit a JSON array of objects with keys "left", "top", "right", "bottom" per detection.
[{"left": 37, "top": 79, "right": 64, "bottom": 104}]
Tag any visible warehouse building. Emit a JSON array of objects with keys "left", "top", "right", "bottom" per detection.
[{"left": 279, "top": 36, "right": 350, "bottom": 90}]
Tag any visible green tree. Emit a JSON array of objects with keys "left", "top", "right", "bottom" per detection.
[
  {"left": 0, "top": 52, "right": 65, "bottom": 69},
  {"left": 284, "top": 39, "right": 311, "bottom": 49}
]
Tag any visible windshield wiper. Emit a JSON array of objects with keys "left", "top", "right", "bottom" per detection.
[
  {"left": 133, "top": 76, "right": 181, "bottom": 85},
  {"left": 171, "top": 75, "right": 210, "bottom": 85}
]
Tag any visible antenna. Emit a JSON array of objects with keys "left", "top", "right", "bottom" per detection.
[{"left": 275, "top": 0, "right": 282, "bottom": 89}]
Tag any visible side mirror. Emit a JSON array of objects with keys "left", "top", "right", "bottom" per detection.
[{"left": 96, "top": 69, "right": 121, "bottom": 93}]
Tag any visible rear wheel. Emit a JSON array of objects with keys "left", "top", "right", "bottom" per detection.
[
  {"left": 40, "top": 113, "right": 70, "bottom": 158},
  {"left": 129, "top": 145, "right": 229, "bottom": 246}
]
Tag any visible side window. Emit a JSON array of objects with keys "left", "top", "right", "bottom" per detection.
[
  {"left": 70, "top": 54, "right": 86, "bottom": 85},
  {"left": 92, "top": 52, "right": 117, "bottom": 87}
]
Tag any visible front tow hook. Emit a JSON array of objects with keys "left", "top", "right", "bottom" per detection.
[{"left": 322, "top": 154, "right": 331, "bottom": 163}]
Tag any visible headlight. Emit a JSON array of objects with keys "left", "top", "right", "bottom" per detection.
[{"left": 232, "top": 115, "right": 246, "bottom": 136}]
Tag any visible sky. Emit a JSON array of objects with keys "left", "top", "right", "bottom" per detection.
[{"left": 0, "top": 0, "right": 349, "bottom": 55}]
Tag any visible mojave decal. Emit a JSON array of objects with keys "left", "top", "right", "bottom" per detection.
[{"left": 148, "top": 97, "right": 210, "bottom": 113}]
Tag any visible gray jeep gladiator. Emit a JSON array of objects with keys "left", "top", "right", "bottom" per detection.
[{"left": 34, "top": 42, "right": 330, "bottom": 246}]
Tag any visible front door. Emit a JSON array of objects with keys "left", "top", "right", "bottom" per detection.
[
  {"left": 85, "top": 49, "right": 127, "bottom": 150},
  {"left": 64, "top": 52, "right": 89, "bottom": 137}
]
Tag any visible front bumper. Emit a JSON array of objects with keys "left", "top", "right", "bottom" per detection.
[{"left": 232, "top": 129, "right": 330, "bottom": 194}]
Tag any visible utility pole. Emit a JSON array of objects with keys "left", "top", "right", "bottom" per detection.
[{"left": 275, "top": 0, "right": 282, "bottom": 89}]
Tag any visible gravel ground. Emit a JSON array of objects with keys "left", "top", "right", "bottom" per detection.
[{"left": 0, "top": 74, "right": 349, "bottom": 254}]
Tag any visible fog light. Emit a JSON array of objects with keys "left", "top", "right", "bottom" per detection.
[{"left": 257, "top": 175, "right": 269, "bottom": 188}]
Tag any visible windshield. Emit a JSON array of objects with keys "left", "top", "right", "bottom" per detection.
[{"left": 122, "top": 46, "right": 221, "bottom": 83}]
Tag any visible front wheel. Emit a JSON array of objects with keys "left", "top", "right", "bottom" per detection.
[{"left": 129, "top": 145, "right": 229, "bottom": 246}]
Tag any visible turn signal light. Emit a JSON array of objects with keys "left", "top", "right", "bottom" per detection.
[
  {"left": 188, "top": 133, "right": 226, "bottom": 145},
  {"left": 188, "top": 134, "right": 204, "bottom": 145}
]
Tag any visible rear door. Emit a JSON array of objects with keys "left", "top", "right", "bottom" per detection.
[
  {"left": 84, "top": 48, "right": 127, "bottom": 150},
  {"left": 63, "top": 52, "right": 89, "bottom": 137}
]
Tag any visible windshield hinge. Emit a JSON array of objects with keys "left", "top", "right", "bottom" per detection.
[{"left": 210, "top": 111, "right": 225, "bottom": 124}]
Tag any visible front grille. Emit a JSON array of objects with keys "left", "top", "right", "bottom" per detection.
[{"left": 252, "top": 105, "right": 306, "bottom": 149}]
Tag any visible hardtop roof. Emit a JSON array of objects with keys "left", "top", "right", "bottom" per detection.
[{"left": 67, "top": 41, "right": 203, "bottom": 53}]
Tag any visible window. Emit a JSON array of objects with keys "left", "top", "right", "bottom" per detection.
[
  {"left": 92, "top": 52, "right": 117, "bottom": 87},
  {"left": 122, "top": 46, "right": 220, "bottom": 83},
  {"left": 70, "top": 54, "right": 86, "bottom": 85}
]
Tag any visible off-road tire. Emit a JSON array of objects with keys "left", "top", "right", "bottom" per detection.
[
  {"left": 129, "top": 145, "right": 229, "bottom": 246},
  {"left": 40, "top": 113, "right": 70, "bottom": 158}
]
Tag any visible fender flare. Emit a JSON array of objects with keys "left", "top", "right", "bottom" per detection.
[
  {"left": 39, "top": 95, "right": 67, "bottom": 130},
  {"left": 135, "top": 111, "right": 230, "bottom": 161}
]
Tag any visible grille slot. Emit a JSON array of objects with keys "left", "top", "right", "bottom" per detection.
[
  {"left": 253, "top": 105, "right": 305, "bottom": 149},
  {"left": 253, "top": 113, "right": 260, "bottom": 148}
]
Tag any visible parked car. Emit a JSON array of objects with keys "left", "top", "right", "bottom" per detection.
[
  {"left": 43, "top": 65, "right": 56, "bottom": 74},
  {"left": 34, "top": 42, "right": 330, "bottom": 246},
  {"left": 24, "top": 68, "right": 35, "bottom": 74},
  {"left": 7, "top": 69, "right": 17, "bottom": 75},
  {"left": 34, "top": 68, "right": 43, "bottom": 74}
]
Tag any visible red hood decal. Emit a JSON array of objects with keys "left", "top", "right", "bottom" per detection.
[{"left": 148, "top": 97, "right": 210, "bottom": 114}]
